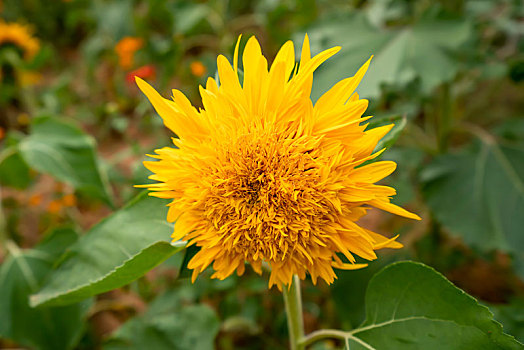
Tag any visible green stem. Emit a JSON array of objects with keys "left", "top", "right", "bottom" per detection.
[
  {"left": 283, "top": 275, "right": 305, "bottom": 350},
  {"left": 300, "top": 329, "right": 347, "bottom": 346},
  {"left": 300, "top": 329, "right": 374, "bottom": 349},
  {"left": 0, "top": 185, "right": 7, "bottom": 256}
]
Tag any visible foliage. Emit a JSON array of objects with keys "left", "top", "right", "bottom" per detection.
[
  {"left": 104, "top": 289, "right": 220, "bottom": 350},
  {"left": 345, "top": 262, "right": 520, "bottom": 349},
  {"left": 422, "top": 137, "right": 524, "bottom": 279},
  {"left": 30, "top": 193, "right": 185, "bottom": 307},
  {"left": 18, "top": 116, "right": 113, "bottom": 206},
  {"left": 0, "top": 228, "right": 91, "bottom": 350},
  {"left": 1, "top": 0, "right": 523, "bottom": 349}
]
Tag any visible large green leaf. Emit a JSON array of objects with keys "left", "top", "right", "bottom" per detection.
[
  {"left": 18, "top": 115, "right": 113, "bottom": 205},
  {"left": 104, "top": 289, "right": 219, "bottom": 350},
  {"left": 339, "top": 262, "right": 521, "bottom": 349},
  {"left": 421, "top": 140, "right": 524, "bottom": 278},
  {"left": 30, "top": 192, "right": 185, "bottom": 307},
  {"left": 302, "top": 13, "right": 472, "bottom": 100},
  {"left": 331, "top": 254, "right": 409, "bottom": 329},
  {"left": 0, "top": 228, "right": 91, "bottom": 350}
]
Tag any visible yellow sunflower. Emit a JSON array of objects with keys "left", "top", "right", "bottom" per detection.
[
  {"left": 137, "top": 35, "right": 421, "bottom": 289},
  {"left": 0, "top": 20, "right": 40, "bottom": 60}
]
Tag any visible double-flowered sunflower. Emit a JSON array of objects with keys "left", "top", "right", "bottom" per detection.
[{"left": 137, "top": 35, "right": 420, "bottom": 289}]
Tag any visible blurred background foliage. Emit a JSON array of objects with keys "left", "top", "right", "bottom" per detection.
[{"left": 0, "top": 0, "right": 523, "bottom": 349}]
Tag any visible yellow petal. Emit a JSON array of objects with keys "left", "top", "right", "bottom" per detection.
[
  {"left": 136, "top": 77, "right": 203, "bottom": 140},
  {"left": 350, "top": 161, "right": 397, "bottom": 183},
  {"left": 369, "top": 199, "right": 422, "bottom": 220},
  {"left": 300, "top": 33, "right": 311, "bottom": 66},
  {"left": 233, "top": 34, "right": 242, "bottom": 75},
  {"left": 365, "top": 229, "right": 403, "bottom": 249},
  {"left": 331, "top": 261, "right": 368, "bottom": 270},
  {"left": 272, "top": 40, "right": 295, "bottom": 81},
  {"left": 314, "top": 56, "right": 371, "bottom": 116}
]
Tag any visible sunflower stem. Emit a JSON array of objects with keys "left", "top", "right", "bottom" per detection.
[{"left": 283, "top": 275, "right": 305, "bottom": 350}]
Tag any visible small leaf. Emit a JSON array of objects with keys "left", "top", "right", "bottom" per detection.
[
  {"left": 104, "top": 289, "right": 219, "bottom": 350},
  {"left": 0, "top": 228, "right": 91, "bottom": 350},
  {"left": 30, "top": 192, "right": 185, "bottom": 307},
  {"left": 19, "top": 115, "right": 113, "bottom": 206},
  {"left": 372, "top": 115, "right": 407, "bottom": 152},
  {"left": 345, "top": 262, "right": 521, "bottom": 349},
  {"left": 178, "top": 245, "right": 200, "bottom": 279}
]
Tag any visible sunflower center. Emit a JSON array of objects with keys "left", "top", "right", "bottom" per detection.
[{"left": 202, "top": 133, "right": 334, "bottom": 262}]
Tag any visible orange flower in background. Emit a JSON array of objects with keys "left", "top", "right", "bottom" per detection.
[
  {"left": 0, "top": 126, "right": 4, "bottom": 140},
  {"left": 190, "top": 61, "right": 206, "bottom": 77},
  {"left": 61, "top": 194, "right": 77, "bottom": 207},
  {"left": 0, "top": 20, "right": 40, "bottom": 60},
  {"left": 115, "top": 37, "right": 143, "bottom": 69},
  {"left": 28, "top": 194, "right": 43, "bottom": 207},
  {"left": 47, "top": 199, "right": 62, "bottom": 214},
  {"left": 137, "top": 35, "right": 420, "bottom": 289},
  {"left": 126, "top": 65, "right": 156, "bottom": 84}
]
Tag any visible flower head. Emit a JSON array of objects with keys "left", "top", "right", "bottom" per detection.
[
  {"left": 0, "top": 20, "right": 40, "bottom": 60},
  {"left": 115, "top": 36, "right": 143, "bottom": 69},
  {"left": 137, "top": 35, "right": 420, "bottom": 289}
]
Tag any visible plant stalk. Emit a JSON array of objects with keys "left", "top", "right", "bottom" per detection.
[{"left": 283, "top": 275, "right": 305, "bottom": 350}]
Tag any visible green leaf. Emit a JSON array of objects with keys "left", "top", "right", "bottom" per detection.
[
  {"left": 421, "top": 140, "right": 524, "bottom": 278},
  {"left": 0, "top": 146, "right": 32, "bottom": 189},
  {"left": 104, "top": 289, "right": 219, "bottom": 350},
  {"left": 0, "top": 131, "right": 32, "bottom": 189},
  {"left": 490, "top": 300, "right": 524, "bottom": 344},
  {"left": 30, "top": 192, "right": 185, "bottom": 307},
  {"left": 344, "top": 262, "right": 521, "bottom": 349},
  {"left": 171, "top": 3, "right": 210, "bottom": 34},
  {"left": 371, "top": 115, "right": 407, "bottom": 152},
  {"left": 331, "top": 254, "right": 408, "bottom": 329},
  {"left": 92, "top": 1, "right": 134, "bottom": 40},
  {"left": 178, "top": 245, "right": 200, "bottom": 279},
  {"left": 302, "top": 13, "right": 472, "bottom": 100},
  {"left": 0, "top": 228, "right": 91, "bottom": 350},
  {"left": 18, "top": 115, "right": 113, "bottom": 205}
]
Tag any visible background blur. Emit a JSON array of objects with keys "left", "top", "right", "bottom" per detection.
[{"left": 0, "top": 0, "right": 523, "bottom": 349}]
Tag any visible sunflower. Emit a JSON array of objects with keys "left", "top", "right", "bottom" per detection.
[
  {"left": 0, "top": 20, "right": 40, "bottom": 60},
  {"left": 137, "top": 35, "right": 421, "bottom": 289}
]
